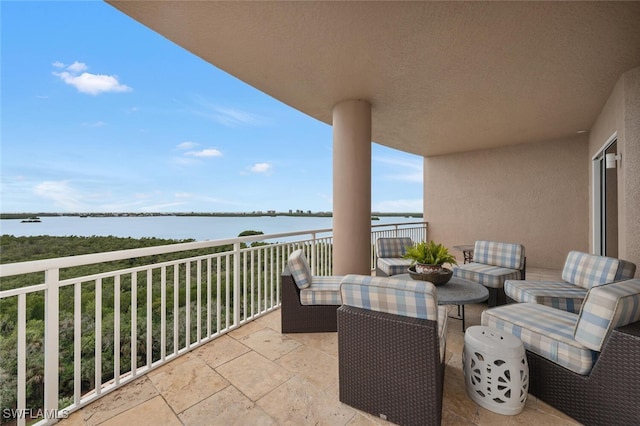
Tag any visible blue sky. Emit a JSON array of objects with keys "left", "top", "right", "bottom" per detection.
[{"left": 1, "top": 1, "right": 423, "bottom": 214}]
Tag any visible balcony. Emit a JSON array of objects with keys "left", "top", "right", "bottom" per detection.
[
  {"left": 0, "top": 222, "right": 587, "bottom": 426},
  {"left": 58, "top": 267, "right": 577, "bottom": 425},
  {"left": 1, "top": 222, "right": 583, "bottom": 425}
]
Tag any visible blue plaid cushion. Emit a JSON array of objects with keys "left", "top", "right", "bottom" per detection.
[
  {"left": 300, "top": 276, "right": 343, "bottom": 305},
  {"left": 473, "top": 240, "right": 525, "bottom": 270},
  {"left": 376, "top": 257, "right": 412, "bottom": 276},
  {"left": 375, "top": 237, "right": 413, "bottom": 258},
  {"left": 340, "top": 274, "right": 438, "bottom": 320},
  {"left": 561, "top": 251, "right": 620, "bottom": 289},
  {"left": 504, "top": 280, "right": 587, "bottom": 314},
  {"left": 453, "top": 263, "right": 521, "bottom": 289},
  {"left": 287, "top": 249, "right": 312, "bottom": 289},
  {"left": 615, "top": 259, "right": 637, "bottom": 281},
  {"left": 573, "top": 279, "right": 640, "bottom": 351},
  {"left": 482, "top": 303, "right": 597, "bottom": 375}
]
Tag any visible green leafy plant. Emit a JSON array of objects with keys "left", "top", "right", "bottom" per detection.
[{"left": 404, "top": 240, "right": 458, "bottom": 266}]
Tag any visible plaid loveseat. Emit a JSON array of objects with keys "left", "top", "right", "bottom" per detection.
[
  {"left": 481, "top": 279, "right": 640, "bottom": 424},
  {"left": 453, "top": 240, "right": 525, "bottom": 306},
  {"left": 504, "top": 251, "right": 636, "bottom": 313}
]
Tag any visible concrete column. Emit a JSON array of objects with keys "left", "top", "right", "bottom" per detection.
[{"left": 333, "top": 99, "right": 372, "bottom": 275}]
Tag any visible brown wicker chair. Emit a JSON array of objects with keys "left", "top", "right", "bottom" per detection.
[
  {"left": 281, "top": 267, "right": 340, "bottom": 333},
  {"left": 527, "top": 320, "right": 640, "bottom": 425},
  {"left": 338, "top": 275, "right": 447, "bottom": 426}
]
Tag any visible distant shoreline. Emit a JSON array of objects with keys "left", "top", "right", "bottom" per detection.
[{"left": 1, "top": 211, "right": 423, "bottom": 220}]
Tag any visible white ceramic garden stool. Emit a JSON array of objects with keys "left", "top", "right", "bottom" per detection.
[{"left": 462, "top": 325, "right": 529, "bottom": 415}]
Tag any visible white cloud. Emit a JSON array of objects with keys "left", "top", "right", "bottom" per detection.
[
  {"left": 175, "top": 192, "right": 192, "bottom": 198},
  {"left": 53, "top": 61, "right": 131, "bottom": 95},
  {"left": 387, "top": 172, "right": 423, "bottom": 183},
  {"left": 212, "top": 107, "right": 261, "bottom": 127},
  {"left": 33, "top": 180, "right": 85, "bottom": 211},
  {"left": 374, "top": 199, "right": 423, "bottom": 213},
  {"left": 139, "top": 202, "right": 187, "bottom": 212},
  {"left": 67, "top": 61, "right": 88, "bottom": 73},
  {"left": 374, "top": 156, "right": 422, "bottom": 169},
  {"left": 374, "top": 155, "right": 423, "bottom": 183},
  {"left": 249, "top": 162, "right": 272, "bottom": 174},
  {"left": 185, "top": 148, "right": 222, "bottom": 158},
  {"left": 177, "top": 141, "right": 199, "bottom": 150}
]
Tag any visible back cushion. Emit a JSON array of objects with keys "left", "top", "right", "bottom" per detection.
[
  {"left": 340, "top": 274, "right": 438, "bottom": 320},
  {"left": 562, "top": 251, "right": 620, "bottom": 289},
  {"left": 376, "top": 237, "right": 413, "bottom": 258},
  {"left": 287, "top": 249, "right": 312, "bottom": 289},
  {"left": 573, "top": 279, "right": 640, "bottom": 351},
  {"left": 473, "top": 240, "right": 524, "bottom": 269}
]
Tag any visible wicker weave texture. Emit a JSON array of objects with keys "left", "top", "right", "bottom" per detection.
[
  {"left": 280, "top": 269, "right": 339, "bottom": 333},
  {"left": 528, "top": 320, "right": 640, "bottom": 425},
  {"left": 337, "top": 305, "right": 444, "bottom": 426}
]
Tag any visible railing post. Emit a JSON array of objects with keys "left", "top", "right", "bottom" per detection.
[
  {"left": 44, "top": 268, "right": 60, "bottom": 417},
  {"left": 233, "top": 242, "right": 241, "bottom": 326},
  {"left": 310, "top": 232, "right": 317, "bottom": 275}
]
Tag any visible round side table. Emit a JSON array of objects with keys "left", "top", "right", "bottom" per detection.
[{"left": 462, "top": 326, "right": 529, "bottom": 415}]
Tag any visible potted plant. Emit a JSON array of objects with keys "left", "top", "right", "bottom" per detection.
[{"left": 404, "top": 241, "right": 458, "bottom": 283}]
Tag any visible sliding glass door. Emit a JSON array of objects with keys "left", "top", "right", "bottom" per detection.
[{"left": 593, "top": 139, "right": 618, "bottom": 256}]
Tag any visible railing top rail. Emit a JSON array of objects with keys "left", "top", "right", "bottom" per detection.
[
  {"left": 371, "top": 220, "right": 426, "bottom": 229},
  {"left": 0, "top": 227, "right": 333, "bottom": 277},
  {"left": 0, "top": 221, "right": 427, "bottom": 278}
]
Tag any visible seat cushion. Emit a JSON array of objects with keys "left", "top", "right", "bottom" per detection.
[
  {"left": 561, "top": 251, "right": 620, "bottom": 289},
  {"left": 453, "top": 263, "right": 521, "bottom": 289},
  {"left": 376, "top": 257, "right": 412, "bottom": 276},
  {"left": 482, "top": 303, "right": 597, "bottom": 375},
  {"left": 504, "top": 280, "right": 587, "bottom": 314},
  {"left": 574, "top": 278, "right": 640, "bottom": 351},
  {"left": 299, "top": 276, "right": 344, "bottom": 305},
  {"left": 287, "top": 249, "right": 312, "bottom": 289}
]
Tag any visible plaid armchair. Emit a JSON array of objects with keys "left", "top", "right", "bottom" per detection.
[
  {"left": 453, "top": 240, "right": 526, "bottom": 306},
  {"left": 338, "top": 275, "right": 448, "bottom": 425},
  {"left": 375, "top": 237, "right": 413, "bottom": 276},
  {"left": 281, "top": 249, "right": 344, "bottom": 333},
  {"left": 482, "top": 278, "right": 640, "bottom": 424},
  {"left": 505, "top": 251, "right": 636, "bottom": 313}
]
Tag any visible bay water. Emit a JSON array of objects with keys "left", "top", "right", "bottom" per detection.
[{"left": 0, "top": 215, "right": 421, "bottom": 241}]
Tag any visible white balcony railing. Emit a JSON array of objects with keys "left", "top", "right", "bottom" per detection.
[{"left": 0, "top": 221, "right": 427, "bottom": 425}]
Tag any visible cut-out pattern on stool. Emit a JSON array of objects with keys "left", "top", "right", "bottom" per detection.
[{"left": 463, "top": 326, "right": 529, "bottom": 415}]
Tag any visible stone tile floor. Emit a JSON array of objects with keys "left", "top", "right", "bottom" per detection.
[{"left": 61, "top": 267, "right": 581, "bottom": 425}]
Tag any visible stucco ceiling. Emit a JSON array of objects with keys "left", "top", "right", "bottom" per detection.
[{"left": 107, "top": 1, "right": 640, "bottom": 157}]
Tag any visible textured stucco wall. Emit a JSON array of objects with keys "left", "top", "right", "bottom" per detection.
[
  {"left": 423, "top": 137, "right": 589, "bottom": 269},
  {"left": 590, "top": 66, "right": 640, "bottom": 274}
]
